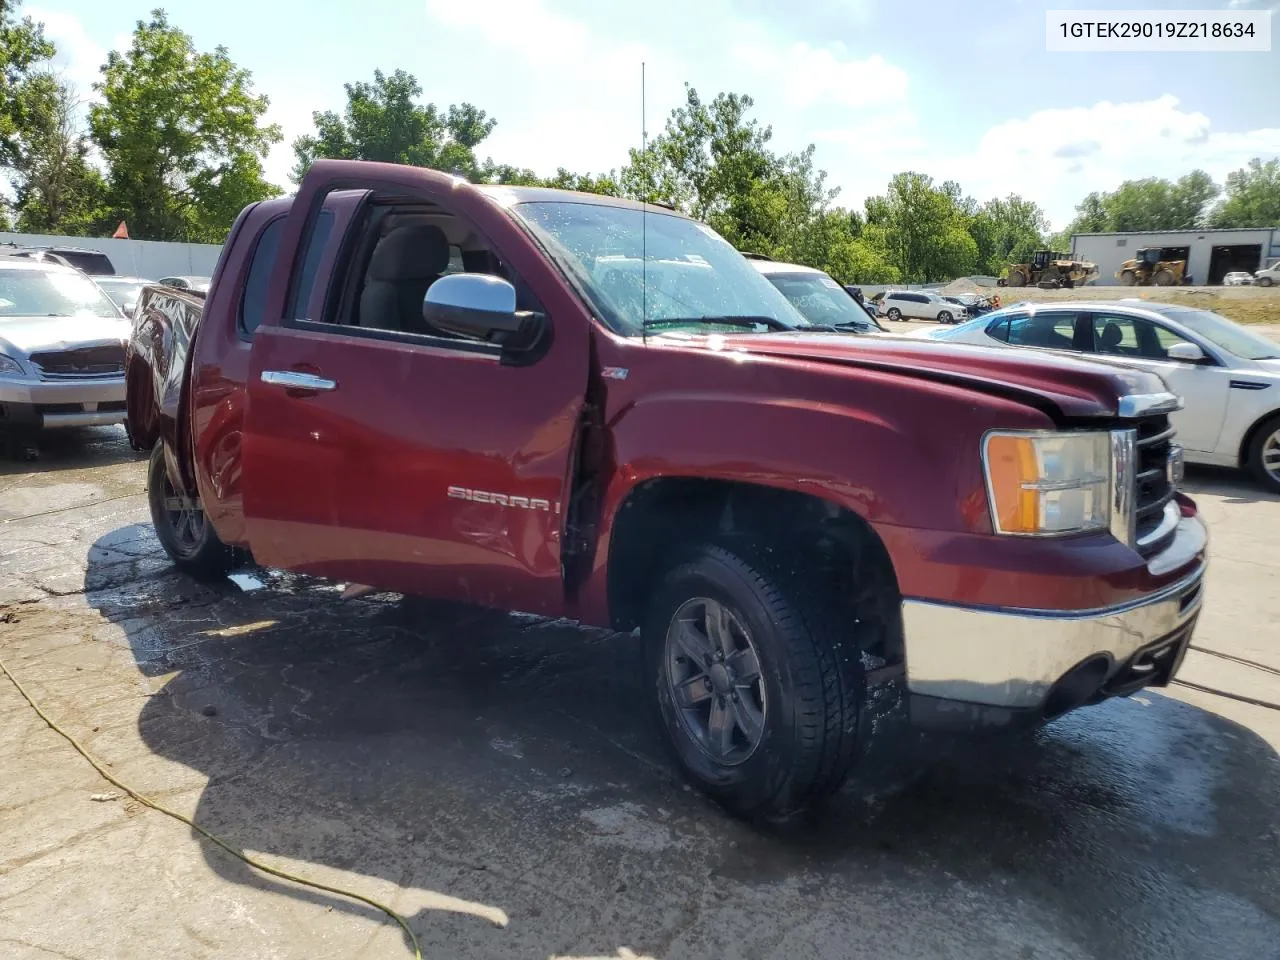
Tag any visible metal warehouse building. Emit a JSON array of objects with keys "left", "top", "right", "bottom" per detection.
[{"left": 1070, "top": 227, "right": 1280, "bottom": 286}]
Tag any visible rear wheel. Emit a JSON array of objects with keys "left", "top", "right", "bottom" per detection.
[
  {"left": 148, "top": 444, "right": 238, "bottom": 579},
  {"left": 1154, "top": 269, "right": 1176, "bottom": 286},
  {"left": 644, "top": 543, "right": 866, "bottom": 820},
  {"left": 1246, "top": 415, "right": 1280, "bottom": 493},
  {"left": 886, "top": 307, "right": 902, "bottom": 321},
  {"left": 1120, "top": 270, "right": 1138, "bottom": 286}
]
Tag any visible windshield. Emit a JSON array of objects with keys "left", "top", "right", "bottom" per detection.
[
  {"left": 765, "top": 273, "right": 878, "bottom": 331},
  {"left": 0, "top": 268, "right": 120, "bottom": 318},
  {"left": 95, "top": 279, "right": 147, "bottom": 307},
  {"left": 511, "top": 201, "right": 812, "bottom": 335},
  {"left": 1156, "top": 307, "right": 1279, "bottom": 360}
]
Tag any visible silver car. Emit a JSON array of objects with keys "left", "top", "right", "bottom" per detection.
[{"left": 0, "top": 259, "right": 130, "bottom": 430}]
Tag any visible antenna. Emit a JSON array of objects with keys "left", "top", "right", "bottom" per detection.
[{"left": 641, "top": 60, "right": 648, "bottom": 344}]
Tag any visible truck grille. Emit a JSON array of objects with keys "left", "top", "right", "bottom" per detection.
[
  {"left": 1133, "top": 414, "right": 1178, "bottom": 557},
  {"left": 29, "top": 344, "right": 125, "bottom": 380}
]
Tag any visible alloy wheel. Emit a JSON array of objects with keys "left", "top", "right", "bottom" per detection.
[{"left": 664, "top": 597, "right": 767, "bottom": 765}]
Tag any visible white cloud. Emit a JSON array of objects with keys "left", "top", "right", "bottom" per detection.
[
  {"left": 817, "top": 95, "right": 1280, "bottom": 229},
  {"left": 26, "top": 7, "right": 110, "bottom": 106},
  {"left": 731, "top": 42, "right": 909, "bottom": 109}
]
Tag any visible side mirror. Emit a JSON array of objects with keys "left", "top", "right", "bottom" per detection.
[
  {"left": 422, "top": 273, "right": 549, "bottom": 361},
  {"left": 1166, "top": 342, "right": 1207, "bottom": 363}
]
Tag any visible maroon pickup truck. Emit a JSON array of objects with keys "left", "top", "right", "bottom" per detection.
[{"left": 125, "top": 159, "right": 1208, "bottom": 818}]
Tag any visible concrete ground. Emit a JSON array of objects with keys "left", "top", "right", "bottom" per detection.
[{"left": 2, "top": 387, "right": 1279, "bottom": 958}]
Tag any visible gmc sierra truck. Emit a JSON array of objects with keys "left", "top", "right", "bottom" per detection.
[{"left": 125, "top": 159, "right": 1208, "bottom": 819}]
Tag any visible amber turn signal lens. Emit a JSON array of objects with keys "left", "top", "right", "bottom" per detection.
[{"left": 983, "top": 431, "right": 1111, "bottom": 536}]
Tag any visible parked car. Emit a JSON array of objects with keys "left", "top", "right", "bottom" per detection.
[
  {"left": 1223, "top": 271, "right": 1254, "bottom": 287},
  {"left": 842, "top": 285, "right": 881, "bottom": 322},
  {"left": 907, "top": 300, "right": 1280, "bottom": 490},
  {"left": 1254, "top": 262, "right": 1279, "bottom": 287},
  {"left": 877, "top": 290, "right": 967, "bottom": 323},
  {"left": 93, "top": 276, "right": 153, "bottom": 319},
  {"left": 158, "top": 275, "right": 211, "bottom": 295},
  {"left": 0, "top": 258, "right": 129, "bottom": 430},
  {"left": 751, "top": 259, "right": 885, "bottom": 332},
  {"left": 0, "top": 244, "right": 116, "bottom": 276},
  {"left": 125, "top": 160, "right": 1206, "bottom": 819}
]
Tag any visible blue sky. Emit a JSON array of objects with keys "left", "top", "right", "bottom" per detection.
[{"left": 28, "top": 0, "right": 1280, "bottom": 228}]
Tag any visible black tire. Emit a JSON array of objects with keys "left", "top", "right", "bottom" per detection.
[
  {"left": 1120, "top": 270, "right": 1137, "bottom": 286},
  {"left": 886, "top": 307, "right": 902, "bottom": 321},
  {"left": 1259, "top": 277, "right": 1274, "bottom": 288},
  {"left": 937, "top": 310, "right": 953, "bottom": 324},
  {"left": 1007, "top": 270, "right": 1027, "bottom": 287},
  {"left": 148, "top": 444, "right": 238, "bottom": 579},
  {"left": 643, "top": 543, "right": 864, "bottom": 819},
  {"left": 1246, "top": 414, "right": 1280, "bottom": 493},
  {"left": 1154, "top": 269, "right": 1176, "bottom": 287}
]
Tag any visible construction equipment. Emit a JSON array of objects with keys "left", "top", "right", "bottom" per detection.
[
  {"left": 1116, "top": 247, "right": 1188, "bottom": 286},
  {"left": 1001, "top": 251, "right": 1099, "bottom": 289}
]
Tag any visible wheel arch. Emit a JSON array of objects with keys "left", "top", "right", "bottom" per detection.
[
  {"left": 1238, "top": 408, "right": 1280, "bottom": 468},
  {"left": 605, "top": 476, "right": 905, "bottom": 667}
]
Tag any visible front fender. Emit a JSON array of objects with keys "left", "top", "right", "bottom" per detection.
[{"left": 574, "top": 368, "right": 1055, "bottom": 625}]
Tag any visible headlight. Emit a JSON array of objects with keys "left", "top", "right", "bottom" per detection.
[
  {"left": 983, "top": 431, "right": 1114, "bottom": 535},
  {"left": 0, "top": 353, "right": 25, "bottom": 376}
]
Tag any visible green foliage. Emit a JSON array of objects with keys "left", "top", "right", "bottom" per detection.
[
  {"left": 1062, "top": 170, "right": 1222, "bottom": 236},
  {"left": 291, "top": 69, "right": 496, "bottom": 183},
  {"left": 89, "top": 8, "right": 281, "bottom": 242},
  {"left": 8, "top": 73, "right": 106, "bottom": 235},
  {"left": 969, "top": 195, "right": 1050, "bottom": 276},
  {"left": 1208, "top": 158, "right": 1280, "bottom": 228},
  {"left": 0, "top": 0, "right": 54, "bottom": 168}
]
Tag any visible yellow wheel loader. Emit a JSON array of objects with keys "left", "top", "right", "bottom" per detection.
[
  {"left": 1116, "top": 247, "right": 1189, "bottom": 286},
  {"left": 1001, "top": 251, "right": 1100, "bottom": 289}
]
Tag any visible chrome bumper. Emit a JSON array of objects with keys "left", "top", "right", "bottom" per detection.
[
  {"left": 0, "top": 375, "right": 126, "bottom": 428},
  {"left": 902, "top": 528, "right": 1205, "bottom": 712}
]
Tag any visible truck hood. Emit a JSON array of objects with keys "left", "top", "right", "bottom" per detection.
[
  {"left": 0, "top": 313, "right": 129, "bottom": 356},
  {"left": 675, "top": 331, "right": 1169, "bottom": 419}
]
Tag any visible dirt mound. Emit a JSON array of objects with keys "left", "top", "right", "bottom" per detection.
[{"left": 941, "top": 278, "right": 982, "bottom": 296}]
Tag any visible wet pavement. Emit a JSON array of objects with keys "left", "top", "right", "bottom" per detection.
[{"left": 1, "top": 426, "right": 1278, "bottom": 960}]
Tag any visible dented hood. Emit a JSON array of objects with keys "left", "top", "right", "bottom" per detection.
[{"left": 675, "top": 331, "right": 1169, "bottom": 419}]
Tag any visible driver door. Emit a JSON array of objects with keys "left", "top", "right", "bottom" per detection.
[{"left": 240, "top": 163, "right": 591, "bottom": 615}]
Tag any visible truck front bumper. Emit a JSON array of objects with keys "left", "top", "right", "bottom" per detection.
[
  {"left": 901, "top": 513, "right": 1207, "bottom": 732},
  {"left": 0, "top": 376, "right": 127, "bottom": 429}
]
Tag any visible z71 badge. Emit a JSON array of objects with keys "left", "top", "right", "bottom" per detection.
[{"left": 447, "top": 486, "right": 557, "bottom": 512}]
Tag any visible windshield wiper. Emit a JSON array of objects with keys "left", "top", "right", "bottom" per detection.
[{"left": 642, "top": 314, "right": 797, "bottom": 333}]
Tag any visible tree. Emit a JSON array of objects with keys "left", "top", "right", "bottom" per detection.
[
  {"left": 8, "top": 74, "right": 106, "bottom": 234},
  {"left": 0, "top": 0, "right": 54, "bottom": 168},
  {"left": 1062, "top": 170, "right": 1220, "bottom": 238},
  {"left": 90, "top": 9, "right": 281, "bottom": 242},
  {"left": 969, "top": 194, "right": 1049, "bottom": 275},
  {"left": 292, "top": 69, "right": 496, "bottom": 183},
  {"left": 1209, "top": 157, "right": 1280, "bottom": 228},
  {"left": 866, "top": 171, "right": 977, "bottom": 282}
]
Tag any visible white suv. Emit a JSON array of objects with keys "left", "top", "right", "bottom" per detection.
[
  {"left": 877, "top": 290, "right": 967, "bottom": 323},
  {"left": 1255, "top": 262, "right": 1279, "bottom": 288}
]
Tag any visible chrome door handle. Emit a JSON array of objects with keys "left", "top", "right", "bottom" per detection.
[{"left": 261, "top": 370, "right": 337, "bottom": 391}]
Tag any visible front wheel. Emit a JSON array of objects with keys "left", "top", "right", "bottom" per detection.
[
  {"left": 1259, "top": 277, "right": 1274, "bottom": 288},
  {"left": 148, "top": 444, "right": 239, "bottom": 579},
  {"left": 1247, "top": 415, "right": 1280, "bottom": 493},
  {"left": 886, "top": 307, "right": 902, "bottom": 321},
  {"left": 937, "top": 311, "right": 953, "bottom": 324},
  {"left": 644, "top": 544, "right": 864, "bottom": 819},
  {"left": 1120, "top": 270, "right": 1137, "bottom": 286},
  {"left": 1154, "top": 269, "right": 1176, "bottom": 286}
]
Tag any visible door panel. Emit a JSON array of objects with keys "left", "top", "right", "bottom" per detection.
[
  {"left": 241, "top": 163, "right": 590, "bottom": 614},
  {"left": 1088, "top": 313, "right": 1230, "bottom": 453}
]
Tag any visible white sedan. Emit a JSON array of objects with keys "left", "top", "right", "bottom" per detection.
[
  {"left": 906, "top": 300, "right": 1280, "bottom": 490},
  {"left": 1223, "top": 271, "right": 1254, "bottom": 286}
]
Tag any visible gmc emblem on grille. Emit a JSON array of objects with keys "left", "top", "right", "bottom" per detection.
[{"left": 1167, "top": 444, "right": 1185, "bottom": 486}]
